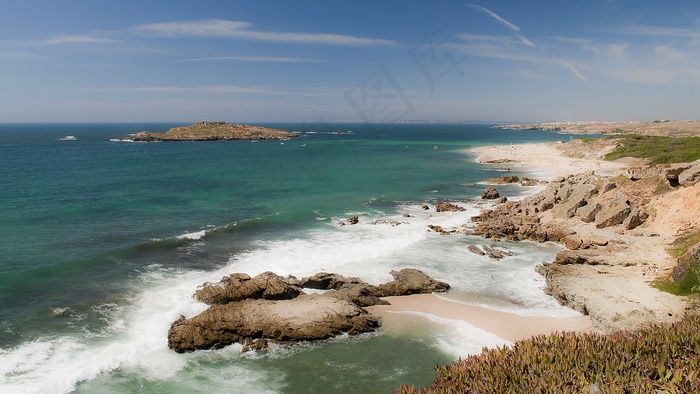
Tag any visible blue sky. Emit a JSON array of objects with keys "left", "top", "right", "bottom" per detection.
[{"left": 1, "top": 0, "right": 699, "bottom": 123}]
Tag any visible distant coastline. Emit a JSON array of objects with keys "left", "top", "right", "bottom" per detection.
[{"left": 494, "top": 120, "right": 700, "bottom": 137}]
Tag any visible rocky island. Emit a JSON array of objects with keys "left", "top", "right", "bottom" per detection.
[{"left": 131, "top": 121, "right": 297, "bottom": 141}]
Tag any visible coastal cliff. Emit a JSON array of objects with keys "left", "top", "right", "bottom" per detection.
[{"left": 131, "top": 121, "right": 297, "bottom": 141}]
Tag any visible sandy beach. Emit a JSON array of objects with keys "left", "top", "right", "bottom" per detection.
[
  {"left": 366, "top": 294, "right": 593, "bottom": 343},
  {"left": 467, "top": 141, "right": 629, "bottom": 180}
]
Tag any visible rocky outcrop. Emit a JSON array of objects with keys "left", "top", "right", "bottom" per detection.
[
  {"left": 298, "top": 272, "right": 387, "bottom": 307},
  {"left": 470, "top": 173, "right": 649, "bottom": 241},
  {"left": 484, "top": 175, "right": 519, "bottom": 184},
  {"left": 594, "top": 192, "right": 632, "bottom": 229},
  {"left": 168, "top": 295, "right": 378, "bottom": 353},
  {"left": 195, "top": 272, "right": 302, "bottom": 304},
  {"left": 435, "top": 203, "right": 466, "bottom": 212},
  {"left": 374, "top": 269, "right": 450, "bottom": 296},
  {"left": 481, "top": 186, "right": 500, "bottom": 199},
  {"left": 622, "top": 207, "right": 649, "bottom": 230},
  {"left": 169, "top": 269, "right": 449, "bottom": 353},
  {"left": 481, "top": 245, "right": 514, "bottom": 260},
  {"left": 679, "top": 162, "right": 700, "bottom": 187}
]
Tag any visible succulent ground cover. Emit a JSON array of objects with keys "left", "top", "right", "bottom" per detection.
[{"left": 398, "top": 315, "right": 700, "bottom": 393}]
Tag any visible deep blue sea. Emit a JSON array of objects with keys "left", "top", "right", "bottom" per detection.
[{"left": 1, "top": 123, "right": 584, "bottom": 393}]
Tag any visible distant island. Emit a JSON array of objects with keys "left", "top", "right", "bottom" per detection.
[{"left": 131, "top": 121, "right": 298, "bottom": 142}]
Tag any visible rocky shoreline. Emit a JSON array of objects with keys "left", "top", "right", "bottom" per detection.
[{"left": 468, "top": 158, "right": 700, "bottom": 333}]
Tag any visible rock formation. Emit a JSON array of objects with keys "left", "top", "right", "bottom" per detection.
[
  {"left": 168, "top": 295, "right": 378, "bottom": 353},
  {"left": 168, "top": 269, "right": 449, "bottom": 353},
  {"left": 435, "top": 202, "right": 466, "bottom": 212},
  {"left": 481, "top": 186, "right": 500, "bottom": 200}
]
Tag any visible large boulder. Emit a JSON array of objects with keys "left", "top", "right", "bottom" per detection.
[
  {"left": 435, "top": 203, "right": 466, "bottom": 212},
  {"left": 481, "top": 186, "right": 500, "bottom": 200},
  {"left": 195, "top": 272, "right": 303, "bottom": 304},
  {"left": 297, "top": 272, "right": 364, "bottom": 290},
  {"left": 679, "top": 162, "right": 700, "bottom": 187},
  {"left": 552, "top": 184, "right": 598, "bottom": 219},
  {"left": 594, "top": 192, "right": 631, "bottom": 229},
  {"left": 297, "top": 272, "right": 387, "bottom": 307},
  {"left": 576, "top": 202, "right": 602, "bottom": 223},
  {"left": 626, "top": 166, "right": 662, "bottom": 181},
  {"left": 622, "top": 207, "right": 649, "bottom": 230},
  {"left": 483, "top": 175, "right": 519, "bottom": 184},
  {"left": 168, "top": 294, "right": 379, "bottom": 353},
  {"left": 374, "top": 268, "right": 450, "bottom": 296}
]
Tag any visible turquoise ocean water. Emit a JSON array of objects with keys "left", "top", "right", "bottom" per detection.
[{"left": 1, "top": 123, "right": 584, "bottom": 393}]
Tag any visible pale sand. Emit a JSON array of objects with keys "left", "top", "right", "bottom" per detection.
[
  {"left": 467, "top": 142, "right": 629, "bottom": 180},
  {"left": 366, "top": 294, "right": 593, "bottom": 342}
]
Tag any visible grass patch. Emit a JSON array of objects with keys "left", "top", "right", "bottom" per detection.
[
  {"left": 398, "top": 316, "right": 700, "bottom": 393},
  {"left": 655, "top": 231, "right": 700, "bottom": 296},
  {"left": 604, "top": 135, "right": 700, "bottom": 164}
]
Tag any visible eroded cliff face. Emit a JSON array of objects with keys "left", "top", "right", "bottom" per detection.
[{"left": 470, "top": 163, "right": 700, "bottom": 333}]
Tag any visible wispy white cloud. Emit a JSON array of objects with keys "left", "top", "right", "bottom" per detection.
[
  {"left": 93, "top": 85, "right": 270, "bottom": 94},
  {"left": 467, "top": 4, "right": 535, "bottom": 47},
  {"left": 2, "top": 34, "right": 118, "bottom": 46},
  {"left": 132, "top": 19, "right": 397, "bottom": 46},
  {"left": 622, "top": 25, "right": 700, "bottom": 39},
  {"left": 459, "top": 34, "right": 586, "bottom": 81},
  {"left": 180, "top": 56, "right": 322, "bottom": 63},
  {"left": 458, "top": 33, "right": 519, "bottom": 45},
  {"left": 85, "top": 84, "right": 339, "bottom": 97},
  {"left": 547, "top": 36, "right": 628, "bottom": 58},
  {"left": 0, "top": 50, "right": 45, "bottom": 60},
  {"left": 605, "top": 68, "right": 675, "bottom": 84},
  {"left": 559, "top": 59, "right": 586, "bottom": 81},
  {"left": 35, "top": 35, "right": 118, "bottom": 45}
]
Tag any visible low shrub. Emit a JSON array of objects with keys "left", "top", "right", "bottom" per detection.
[
  {"left": 398, "top": 315, "right": 700, "bottom": 393},
  {"left": 603, "top": 135, "right": 700, "bottom": 164}
]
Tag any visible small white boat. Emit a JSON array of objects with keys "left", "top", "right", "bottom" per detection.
[{"left": 59, "top": 135, "right": 77, "bottom": 141}]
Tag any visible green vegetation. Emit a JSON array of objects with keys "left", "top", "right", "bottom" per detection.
[
  {"left": 655, "top": 231, "right": 700, "bottom": 296},
  {"left": 604, "top": 135, "right": 700, "bottom": 164},
  {"left": 398, "top": 316, "right": 700, "bottom": 394}
]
